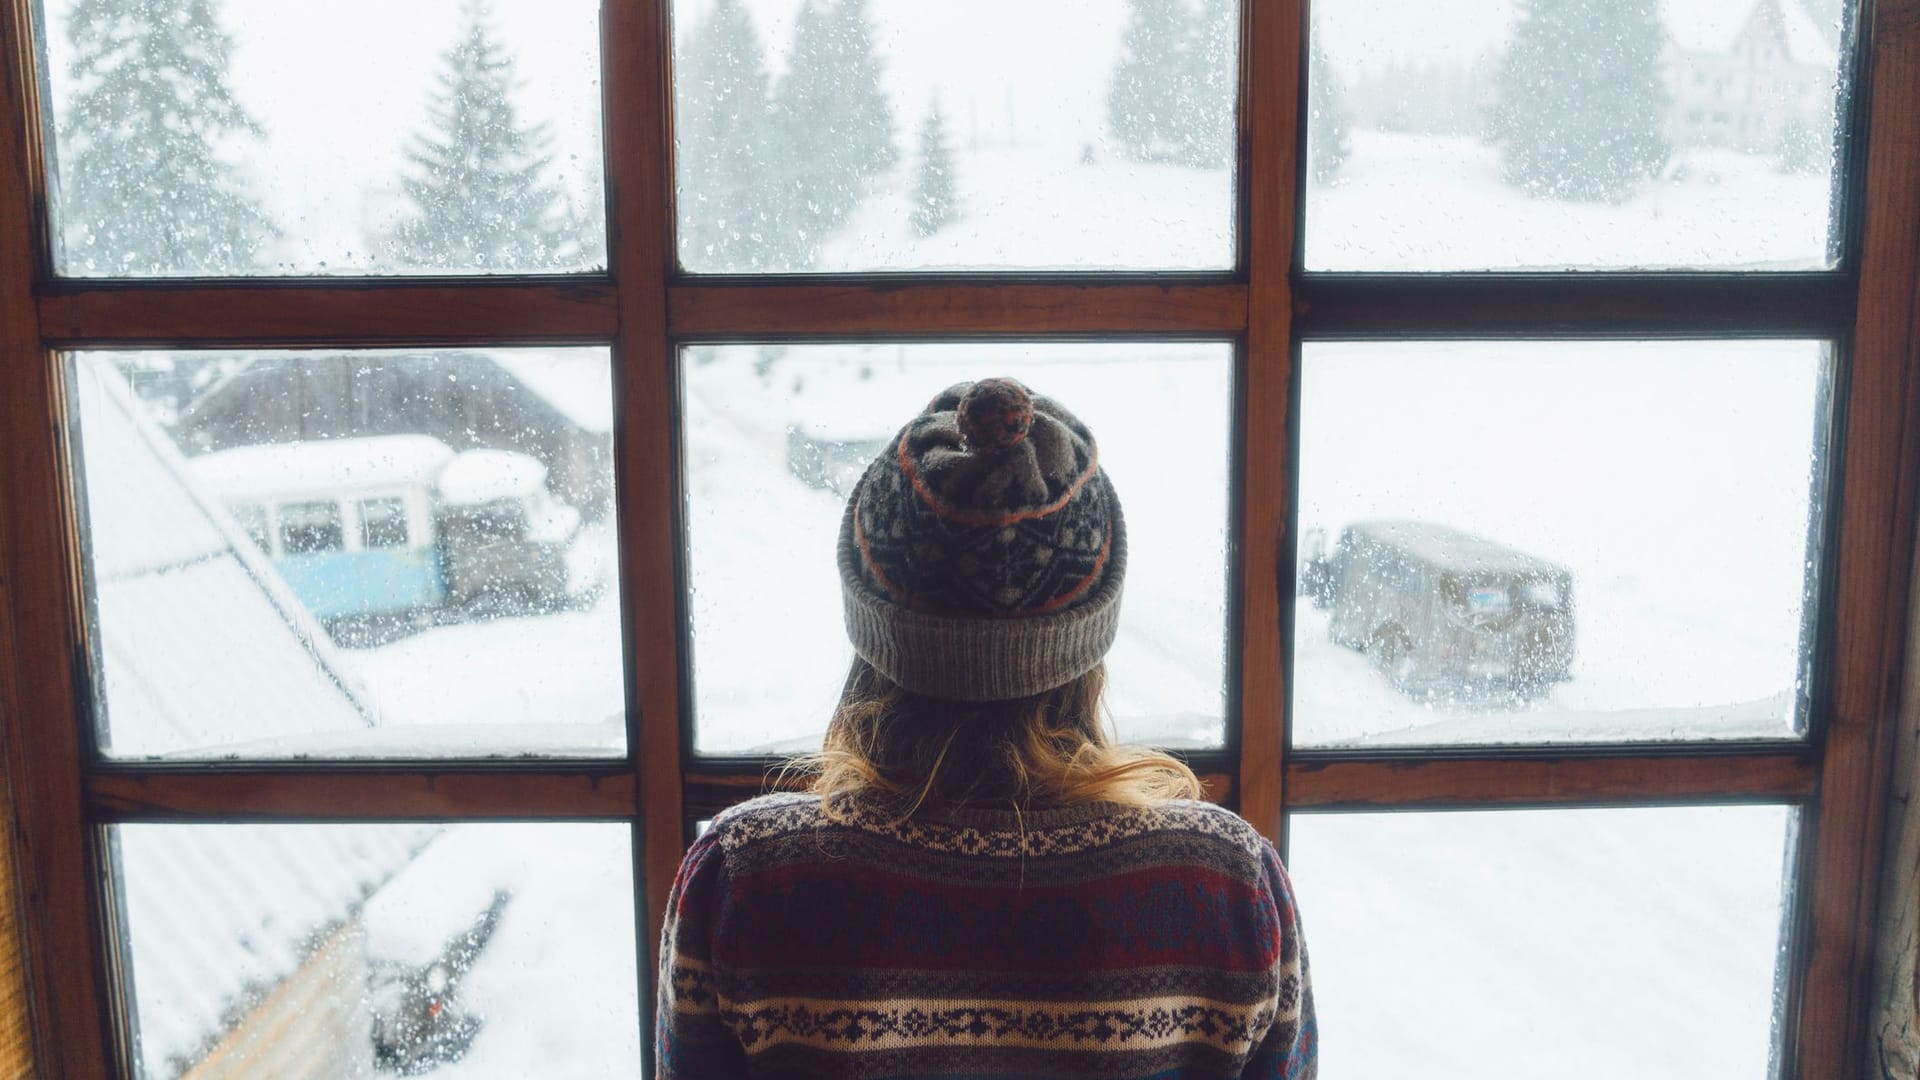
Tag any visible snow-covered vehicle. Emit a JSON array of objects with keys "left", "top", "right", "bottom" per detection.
[
  {"left": 786, "top": 425, "right": 890, "bottom": 497},
  {"left": 1306, "top": 520, "right": 1575, "bottom": 699},
  {"left": 191, "top": 436, "right": 601, "bottom": 637}
]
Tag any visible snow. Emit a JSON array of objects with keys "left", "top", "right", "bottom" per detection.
[
  {"left": 75, "top": 355, "right": 629, "bottom": 761},
  {"left": 74, "top": 359, "right": 380, "bottom": 759},
  {"left": 40, "top": 0, "right": 607, "bottom": 275},
  {"left": 35, "top": 0, "right": 1854, "bottom": 275},
  {"left": 1288, "top": 804, "right": 1793, "bottom": 1079},
  {"left": 359, "top": 824, "right": 642, "bottom": 1078},
  {"left": 117, "top": 825, "right": 433, "bottom": 1076},
  {"left": 437, "top": 449, "right": 547, "bottom": 506},
  {"left": 1294, "top": 341, "right": 1823, "bottom": 747},
  {"left": 1308, "top": 133, "right": 1836, "bottom": 271},
  {"left": 1664, "top": 0, "right": 1841, "bottom": 66},
  {"left": 192, "top": 435, "right": 456, "bottom": 502},
  {"left": 119, "top": 823, "right": 643, "bottom": 1079},
  {"left": 490, "top": 351, "right": 615, "bottom": 434}
]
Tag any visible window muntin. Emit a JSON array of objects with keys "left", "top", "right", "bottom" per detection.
[
  {"left": 669, "top": 0, "right": 1238, "bottom": 274},
  {"left": 682, "top": 342, "right": 1231, "bottom": 754},
  {"left": 36, "top": 0, "right": 605, "bottom": 277},
  {"left": 1305, "top": 0, "right": 1855, "bottom": 271},
  {"left": 1287, "top": 804, "right": 1796, "bottom": 1077},
  {"left": 69, "top": 350, "right": 625, "bottom": 760},
  {"left": 1291, "top": 340, "right": 1828, "bottom": 747},
  {"left": 113, "top": 822, "right": 641, "bottom": 1078}
]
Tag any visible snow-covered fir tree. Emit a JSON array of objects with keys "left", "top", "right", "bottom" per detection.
[
  {"left": 832, "top": 0, "right": 897, "bottom": 180},
  {"left": 1490, "top": 0, "right": 1669, "bottom": 201},
  {"left": 386, "top": 0, "right": 594, "bottom": 271},
  {"left": 676, "top": 0, "right": 777, "bottom": 271},
  {"left": 1181, "top": 0, "right": 1237, "bottom": 168},
  {"left": 1107, "top": 0, "right": 1243, "bottom": 169},
  {"left": 1308, "top": 40, "right": 1351, "bottom": 184},
  {"left": 909, "top": 98, "right": 958, "bottom": 237},
  {"left": 768, "top": 0, "right": 895, "bottom": 268},
  {"left": 1107, "top": 0, "right": 1190, "bottom": 164},
  {"left": 56, "top": 0, "right": 273, "bottom": 275}
]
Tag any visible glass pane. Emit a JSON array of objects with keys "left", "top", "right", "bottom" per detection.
[
  {"left": 670, "top": 0, "right": 1237, "bottom": 273},
  {"left": 1293, "top": 341, "right": 1827, "bottom": 747},
  {"left": 1287, "top": 806, "right": 1793, "bottom": 1078},
  {"left": 70, "top": 349, "right": 624, "bottom": 759},
  {"left": 1306, "top": 0, "right": 1855, "bottom": 270},
  {"left": 37, "top": 0, "right": 605, "bottom": 276},
  {"left": 684, "top": 343, "right": 1230, "bottom": 754},
  {"left": 115, "top": 823, "right": 639, "bottom": 1078}
]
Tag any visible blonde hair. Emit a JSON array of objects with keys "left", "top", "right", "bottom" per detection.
[{"left": 792, "top": 659, "right": 1201, "bottom": 821}]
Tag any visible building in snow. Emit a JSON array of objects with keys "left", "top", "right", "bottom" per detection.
[
  {"left": 171, "top": 350, "right": 614, "bottom": 522},
  {"left": 73, "top": 364, "right": 472, "bottom": 1078},
  {"left": 1663, "top": 0, "right": 1841, "bottom": 156}
]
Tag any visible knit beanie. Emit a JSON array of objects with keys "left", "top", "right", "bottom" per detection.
[{"left": 838, "top": 377, "right": 1126, "bottom": 701}]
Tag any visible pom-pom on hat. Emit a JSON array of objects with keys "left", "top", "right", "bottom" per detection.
[{"left": 838, "top": 377, "right": 1126, "bottom": 701}]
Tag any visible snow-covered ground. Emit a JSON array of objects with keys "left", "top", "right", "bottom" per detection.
[
  {"left": 1288, "top": 804, "right": 1793, "bottom": 1078},
  {"left": 360, "top": 824, "right": 642, "bottom": 1078},
  {"left": 1295, "top": 341, "right": 1824, "bottom": 746}
]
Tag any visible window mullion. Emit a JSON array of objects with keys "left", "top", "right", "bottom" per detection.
[
  {"left": 1236, "top": 0, "right": 1303, "bottom": 844},
  {"left": 1796, "top": 0, "right": 1920, "bottom": 1070},
  {"left": 601, "top": 0, "right": 681, "bottom": 1011}
]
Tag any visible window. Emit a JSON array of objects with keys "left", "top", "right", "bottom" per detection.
[
  {"left": 277, "top": 500, "right": 345, "bottom": 555},
  {"left": 358, "top": 497, "right": 409, "bottom": 549},
  {"left": 0, "top": 1, "right": 1916, "bottom": 1077}
]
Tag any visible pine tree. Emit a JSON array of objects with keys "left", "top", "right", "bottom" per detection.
[
  {"left": 768, "top": 0, "right": 896, "bottom": 268},
  {"left": 676, "top": 0, "right": 777, "bottom": 271},
  {"left": 831, "top": 0, "right": 897, "bottom": 179},
  {"left": 386, "top": 0, "right": 589, "bottom": 271},
  {"left": 910, "top": 98, "right": 958, "bottom": 237},
  {"left": 56, "top": 0, "right": 274, "bottom": 275},
  {"left": 1178, "top": 0, "right": 1237, "bottom": 168},
  {"left": 1490, "top": 0, "right": 1669, "bottom": 202},
  {"left": 1107, "top": 0, "right": 1189, "bottom": 163},
  {"left": 1307, "top": 40, "right": 1351, "bottom": 184}
]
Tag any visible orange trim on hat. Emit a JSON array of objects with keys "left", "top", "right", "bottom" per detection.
[
  {"left": 895, "top": 429, "right": 1102, "bottom": 528},
  {"left": 1027, "top": 526, "right": 1113, "bottom": 615},
  {"left": 853, "top": 506, "right": 916, "bottom": 607}
]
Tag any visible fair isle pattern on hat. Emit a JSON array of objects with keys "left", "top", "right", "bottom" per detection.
[
  {"left": 839, "top": 378, "right": 1127, "bottom": 701},
  {"left": 853, "top": 380, "right": 1115, "bottom": 616}
]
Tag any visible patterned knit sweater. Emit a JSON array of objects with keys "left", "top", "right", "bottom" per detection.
[{"left": 658, "top": 792, "right": 1316, "bottom": 1079}]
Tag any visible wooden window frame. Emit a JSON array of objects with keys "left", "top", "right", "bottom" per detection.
[{"left": 0, "top": 1, "right": 1914, "bottom": 1076}]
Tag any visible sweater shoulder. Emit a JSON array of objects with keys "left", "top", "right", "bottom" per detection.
[{"left": 704, "top": 791, "right": 825, "bottom": 849}]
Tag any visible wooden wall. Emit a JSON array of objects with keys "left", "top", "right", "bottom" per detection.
[{"left": 1873, "top": 513, "right": 1920, "bottom": 1078}]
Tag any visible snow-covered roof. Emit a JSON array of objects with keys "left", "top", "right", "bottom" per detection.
[
  {"left": 1664, "top": 0, "right": 1840, "bottom": 67},
  {"left": 76, "top": 363, "right": 378, "bottom": 756},
  {"left": 438, "top": 448, "right": 548, "bottom": 505},
  {"left": 120, "top": 825, "right": 434, "bottom": 1079},
  {"left": 489, "top": 350, "right": 614, "bottom": 434},
  {"left": 190, "top": 434, "right": 456, "bottom": 502},
  {"left": 74, "top": 364, "right": 433, "bottom": 1076}
]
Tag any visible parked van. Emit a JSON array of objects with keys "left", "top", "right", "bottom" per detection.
[
  {"left": 1304, "top": 520, "right": 1575, "bottom": 698},
  {"left": 192, "top": 436, "right": 599, "bottom": 636}
]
